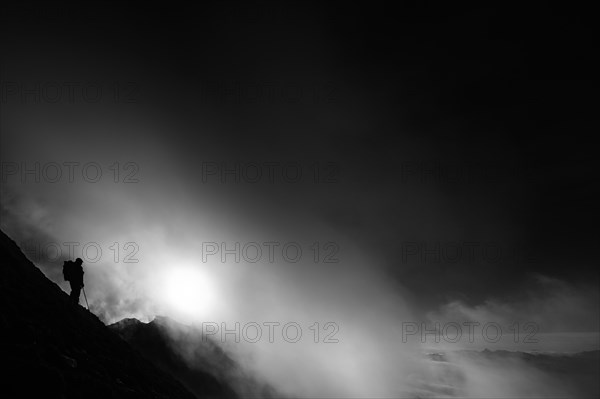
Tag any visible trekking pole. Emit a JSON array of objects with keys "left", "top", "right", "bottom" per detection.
[{"left": 82, "top": 286, "right": 90, "bottom": 310}]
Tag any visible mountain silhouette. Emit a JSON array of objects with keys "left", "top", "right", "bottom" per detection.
[
  {"left": 109, "top": 317, "right": 238, "bottom": 399},
  {"left": 0, "top": 228, "right": 203, "bottom": 398},
  {"left": 109, "top": 316, "right": 279, "bottom": 399},
  {"left": 423, "top": 349, "right": 600, "bottom": 397}
]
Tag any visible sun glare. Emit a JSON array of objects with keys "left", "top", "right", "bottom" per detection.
[{"left": 162, "top": 265, "right": 216, "bottom": 319}]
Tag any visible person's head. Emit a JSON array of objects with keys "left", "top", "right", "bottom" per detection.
[{"left": 75, "top": 258, "right": 83, "bottom": 265}]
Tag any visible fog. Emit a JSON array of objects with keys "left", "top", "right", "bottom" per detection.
[
  {"left": 2, "top": 179, "right": 598, "bottom": 397},
  {"left": 1, "top": 3, "right": 597, "bottom": 397}
]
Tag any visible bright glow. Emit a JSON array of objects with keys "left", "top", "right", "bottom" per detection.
[{"left": 162, "top": 265, "right": 216, "bottom": 319}]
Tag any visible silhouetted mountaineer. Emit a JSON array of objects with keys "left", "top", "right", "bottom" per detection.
[
  {"left": 63, "top": 258, "right": 84, "bottom": 304},
  {"left": 1, "top": 228, "right": 198, "bottom": 398}
]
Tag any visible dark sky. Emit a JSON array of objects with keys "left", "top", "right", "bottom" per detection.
[
  {"left": 1, "top": 2, "right": 597, "bottom": 328},
  {"left": 1, "top": 3, "right": 598, "bottom": 396}
]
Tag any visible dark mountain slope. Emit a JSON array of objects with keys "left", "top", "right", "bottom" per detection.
[
  {"left": 0, "top": 229, "right": 196, "bottom": 398},
  {"left": 110, "top": 317, "right": 279, "bottom": 399},
  {"left": 110, "top": 317, "right": 238, "bottom": 399}
]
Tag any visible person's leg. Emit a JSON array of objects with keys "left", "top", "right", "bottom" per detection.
[
  {"left": 69, "top": 282, "right": 81, "bottom": 304},
  {"left": 69, "top": 281, "right": 75, "bottom": 302},
  {"left": 73, "top": 286, "right": 81, "bottom": 304}
]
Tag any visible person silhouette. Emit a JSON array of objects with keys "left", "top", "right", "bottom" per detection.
[{"left": 67, "top": 258, "right": 85, "bottom": 304}]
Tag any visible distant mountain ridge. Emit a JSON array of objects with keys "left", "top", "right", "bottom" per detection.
[
  {"left": 423, "top": 348, "right": 600, "bottom": 397},
  {"left": 109, "top": 316, "right": 280, "bottom": 399}
]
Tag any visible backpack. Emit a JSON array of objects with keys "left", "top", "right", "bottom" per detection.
[{"left": 63, "top": 260, "right": 74, "bottom": 281}]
